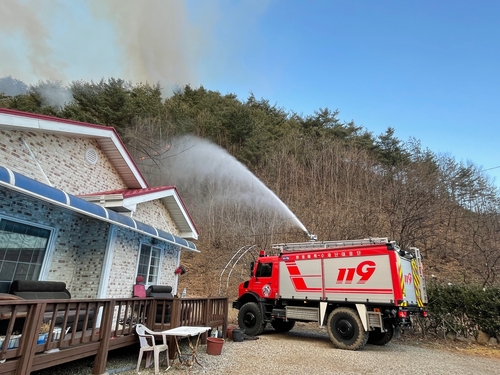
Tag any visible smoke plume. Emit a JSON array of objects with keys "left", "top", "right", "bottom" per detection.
[
  {"left": 87, "top": 0, "right": 204, "bottom": 95},
  {"left": 0, "top": 0, "right": 209, "bottom": 97},
  {"left": 0, "top": 0, "right": 67, "bottom": 82}
]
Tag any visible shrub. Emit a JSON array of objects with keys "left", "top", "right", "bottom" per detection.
[{"left": 424, "top": 282, "right": 500, "bottom": 338}]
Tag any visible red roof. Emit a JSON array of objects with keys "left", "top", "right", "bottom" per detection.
[{"left": 80, "top": 186, "right": 178, "bottom": 198}]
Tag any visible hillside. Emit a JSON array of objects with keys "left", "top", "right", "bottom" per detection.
[{"left": 2, "top": 80, "right": 499, "bottom": 294}]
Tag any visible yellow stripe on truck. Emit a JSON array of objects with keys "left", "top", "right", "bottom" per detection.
[
  {"left": 397, "top": 255, "right": 406, "bottom": 306},
  {"left": 411, "top": 259, "right": 424, "bottom": 307}
]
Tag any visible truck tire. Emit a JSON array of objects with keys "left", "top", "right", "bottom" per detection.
[
  {"left": 271, "top": 319, "right": 295, "bottom": 333},
  {"left": 238, "top": 302, "right": 265, "bottom": 336},
  {"left": 327, "top": 307, "right": 368, "bottom": 350},
  {"left": 368, "top": 326, "right": 394, "bottom": 345}
]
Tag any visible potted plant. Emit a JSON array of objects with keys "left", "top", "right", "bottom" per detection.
[
  {"left": 38, "top": 322, "right": 51, "bottom": 344},
  {"left": 0, "top": 332, "right": 21, "bottom": 349}
]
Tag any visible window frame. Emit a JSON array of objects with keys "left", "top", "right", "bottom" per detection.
[
  {"left": 0, "top": 215, "right": 56, "bottom": 288},
  {"left": 255, "top": 261, "right": 273, "bottom": 278},
  {"left": 135, "top": 241, "right": 164, "bottom": 288}
]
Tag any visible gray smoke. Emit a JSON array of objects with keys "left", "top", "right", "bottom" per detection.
[
  {"left": 0, "top": 77, "right": 73, "bottom": 109},
  {"left": 0, "top": 76, "right": 28, "bottom": 96},
  {"left": 87, "top": 0, "right": 203, "bottom": 96},
  {"left": 0, "top": 0, "right": 67, "bottom": 81},
  {"left": 0, "top": 0, "right": 207, "bottom": 98},
  {"left": 31, "top": 80, "right": 74, "bottom": 110},
  {"left": 0, "top": 0, "right": 270, "bottom": 99}
]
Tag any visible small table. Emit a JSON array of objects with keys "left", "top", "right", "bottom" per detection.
[{"left": 162, "top": 326, "right": 211, "bottom": 369}]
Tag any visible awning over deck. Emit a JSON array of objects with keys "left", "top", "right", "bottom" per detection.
[{"left": 0, "top": 166, "right": 198, "bottom": 252}]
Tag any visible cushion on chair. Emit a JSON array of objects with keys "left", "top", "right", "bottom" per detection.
[
  {"left": 8, "top": 280, "right": 94, "bottom": 332},
  {"left": 146, "top": 285, "right": 173, "bottom": 298},
  {"left": 9, "top": 280, "right": 71, "bottom": 299},
  {"left": 133, "top": 284, "right": 146, "bottom": 298},
  {"left": 146, "top": 285, "right": 173, "bottom": 323}
]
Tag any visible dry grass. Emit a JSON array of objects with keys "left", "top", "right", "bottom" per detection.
[{"left": 398, "top": 333, "right": 500, "bottom": 359}]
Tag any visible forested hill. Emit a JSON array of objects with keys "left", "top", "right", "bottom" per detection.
[{"left": 2, "top": 78, "right": 499, "bottom": 295}]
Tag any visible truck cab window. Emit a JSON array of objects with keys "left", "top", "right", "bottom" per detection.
[{"left": 256, "top": 262, "right": 272, "bottom": 278}]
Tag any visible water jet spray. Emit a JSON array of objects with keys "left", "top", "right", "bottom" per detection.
[{"left": 158, "top": 135, "right": 310, "bottom": 233}]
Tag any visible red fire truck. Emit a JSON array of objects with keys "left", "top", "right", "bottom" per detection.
[{"left": 233, "top": 237, "right": 427, "bottom": 350}]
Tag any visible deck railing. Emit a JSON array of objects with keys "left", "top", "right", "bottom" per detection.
[{"left": 0, "top": 296, "right": 228, "bottom": 375}]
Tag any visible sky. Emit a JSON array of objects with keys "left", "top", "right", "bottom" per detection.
[{"left": 1, "top": 0, "right": 500, "bottom": 185}]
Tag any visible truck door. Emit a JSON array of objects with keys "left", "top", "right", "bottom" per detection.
[{"left": 253, "top": 260, "right": 278, "bottom": 299}]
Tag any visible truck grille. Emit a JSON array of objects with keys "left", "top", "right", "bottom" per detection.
[{"left": 367, "top": 312, "right": 383, "bottom": 328}]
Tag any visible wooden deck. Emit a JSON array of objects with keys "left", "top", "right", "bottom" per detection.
[{"left": 0, "top": 296, "right": 228, "bottom": 375}]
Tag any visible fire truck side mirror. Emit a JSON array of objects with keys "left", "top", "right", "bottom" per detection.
[{"left": 250, "top": 261, "right": 255, "bottom": 276}]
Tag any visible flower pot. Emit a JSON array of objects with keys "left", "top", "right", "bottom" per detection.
[
  {"left": 226, "top": 325, "right": 238, "bottom": 340},
  {"left": 37, "top": 333, "right": 48, "bottom": 345},
  {"left": 0, "top": 334, "right": 21, "bottom": 349},
  {"left": 206, "top": 337, "right": 224, "bottom": 355}
]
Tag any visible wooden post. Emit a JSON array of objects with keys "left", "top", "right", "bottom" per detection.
[
  {"left": 167, "top": 298, "right": 181, "bottom": 362},
  {"left": 222, "top": 298, "right": 228, "bottom": 339},
  {"left": 201, "top": 299, "right": 209, "bottom": 344},
  {"left": 92, "top": 300, "right": 115, "bottom": 375},
  {"left": 16, "top": 302, "right": 45, "bottom": 375}
]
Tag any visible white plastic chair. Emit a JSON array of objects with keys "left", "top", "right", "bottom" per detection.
[{"left": 135, "top": 324, "right": 170, "bottom": 374}]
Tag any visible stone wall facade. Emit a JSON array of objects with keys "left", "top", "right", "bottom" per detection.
[
  {"left": 0, "top": 129, "right": 180, "bottom": 233},
  {"left": 0, "top": 129, "right": 126, "bottom": 195},
  {"left": 107, "top": 227, "right": 179, "bottom": 298},
  {"left": 0, "top": 189, "right": 108, "bottom": 297},
  {"left": 0, "top": 188, "right": 181, "bottom": 298},
  {"left": 133, "top": 200, "right": 179, "bottom": 236}
]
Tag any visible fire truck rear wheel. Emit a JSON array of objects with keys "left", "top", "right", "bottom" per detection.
[
  {"left": 271, "top": 319, "right": 295, "bottom": 333},
  {"left": 238, "top": 302, "right": 264, "bottom": 336},
  {"left": 368, "top": 325, "right": 394, "bottom": 345},
  {"left": 327, "top": 307, "right": 368, "bottom": 350}
]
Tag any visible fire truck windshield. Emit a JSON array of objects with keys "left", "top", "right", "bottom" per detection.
[{"left": 256, "top": 262, "right": 273, "bottom": 278}]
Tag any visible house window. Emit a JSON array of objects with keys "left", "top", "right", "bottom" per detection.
[
  {"left": 0, "top": 218, "right": 51, "bottom": 293},
  {"left": 136, "top": 243, "right": 162, "bottom": 286}
]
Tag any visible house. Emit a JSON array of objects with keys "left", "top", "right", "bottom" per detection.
[{"left": 0, "top": 108, "right": 199, "bottom": 299}]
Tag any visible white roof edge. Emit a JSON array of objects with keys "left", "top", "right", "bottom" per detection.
[
  {"left": 101, "top": 132, "right": 148, "bottom": 188},
  {"left": 118, "top": 188, "right": 198, "bottom": 239},
  {"left": 166, "top": 192, "right": 198, "bottom": 240}
]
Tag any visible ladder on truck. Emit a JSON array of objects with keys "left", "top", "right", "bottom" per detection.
[
  {"left": 272, "top": 237, "right": 390, "bottom": 252},
  {"left": 410, "top": 247, "right": 428, "bottom": 304}
]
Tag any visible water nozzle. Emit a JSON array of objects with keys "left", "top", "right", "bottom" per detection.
[{"left": 308, "top": 233, "right": 317, "bottom": 241}]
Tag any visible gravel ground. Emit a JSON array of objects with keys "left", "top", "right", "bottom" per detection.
[{"left": 31, "top": 323, "right": 500, "bottom": 375}]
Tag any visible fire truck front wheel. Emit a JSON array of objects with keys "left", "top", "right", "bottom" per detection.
[
  {"left": 238, "top": 302, "right": 265, "bottom": 336},
  {"left": 327, "top": 307, "right": 368, "bottom": 350}
]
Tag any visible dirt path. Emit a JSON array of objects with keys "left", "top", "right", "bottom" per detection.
[{"left": 119, "top": 325, "right": 500, "bottom": 375}]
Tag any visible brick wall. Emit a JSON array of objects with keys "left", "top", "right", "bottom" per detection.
[
  {"left": 69, "top": 220, "right": 109, "bottom": 298},
  {"left": 0, "top": 129, "right": 181, "bottom": 234},
  {"left": 0, "top": 188, "right": 108, "bottom": 296},
  {"left": 0, "top": 188, "right": 181, "bottom": 298},
  {"left": 107, "top": 227, "right": 180, "bottom": 298},
  {"left": 133, "top": 200, "right": 179, "bottom": 235},
  {"left": 0, "top": 129, "right": 126, "bottom": 194},
  {"left": 159, "top": 242, "right": 179, "bottom": 287}
]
